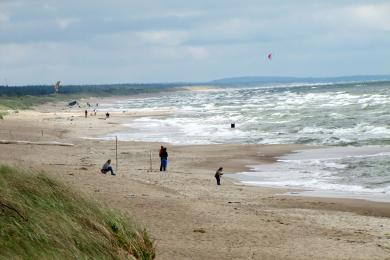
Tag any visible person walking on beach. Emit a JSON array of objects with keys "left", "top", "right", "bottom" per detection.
[
  {"left": 101, "top": 159, "right": 116, "bottom": 175},
  {"left": 215, "top": 167, "right": 223, "bottom": 185},
  {"left": 160, "top": 147, "right": 168, "bottom": 171},
  {"left": 84, "top": 110, "right": 88, "bottom": 118}
]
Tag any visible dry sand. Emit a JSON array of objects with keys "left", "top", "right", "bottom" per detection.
[{"left": 1, "top": 101, "right": 390, "bottom": 260}]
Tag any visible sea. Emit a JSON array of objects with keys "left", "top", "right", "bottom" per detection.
[{"left": 97, "top": 80, "right": 390, "bottom": 201}]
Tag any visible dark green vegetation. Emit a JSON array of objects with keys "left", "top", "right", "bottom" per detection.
[
  {"left": 0, "top": 165, "right": 155, "bottom": 259},
  {"left": 0, "top": 83, "right": 185, "bottom": 114},
  {"left": 0, "top": 83, "right": 182, "bottom": 97}
]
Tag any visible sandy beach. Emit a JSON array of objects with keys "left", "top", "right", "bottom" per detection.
[{"left": 1, "top": 100, "right": 390, "bottom": 259}]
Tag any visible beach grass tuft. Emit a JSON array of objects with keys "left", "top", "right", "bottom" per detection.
[{"left": 0, "top": 165, "right": 155, "bottom": 259}]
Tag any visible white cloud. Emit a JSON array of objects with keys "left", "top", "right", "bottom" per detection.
[
  {"left": 136, "top": 30, "right": 188, "bottom": 46},
  {"left": 186, "top": 46, "right": 209, "bottom": 60},
  {"left": 347, "top": 3, "right": 390, "bottom": 31},
  {"left": 42, "top": 3, "right": 57, "bottom": 12},
  {"left": 55, "top": 18, "right": 79, "bottom": 30},
  {"left": 163, "top": 10, "right": 202, "bottom": 18},
  {"left": 203, "top": 17, "right": 268, "bottom": 39}
]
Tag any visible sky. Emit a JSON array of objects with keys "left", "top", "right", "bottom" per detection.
[{"left": 0, "top": 0, "right": 389, "bottom": 85}]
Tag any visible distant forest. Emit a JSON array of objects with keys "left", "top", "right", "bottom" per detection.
[{"left": 0, "top": 83, "right": 186, "bottom": 96}]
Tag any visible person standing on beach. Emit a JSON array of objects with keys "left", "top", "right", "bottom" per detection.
[
  {"left": 215, "top": 167, "right": 223, "bottom": 185},
  {"left": 84, "top": 110, "right": 88, "bottom": 118},
  {"left": 160, "top": 147, "right": 168, "bottom": 171},
  {"left": 159, "top": 145, "right": 164, "bottom": 171}
]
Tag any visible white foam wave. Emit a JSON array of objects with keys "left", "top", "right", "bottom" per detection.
[{"left": 229, "top": 146, "right": 390, "bottom": 196}]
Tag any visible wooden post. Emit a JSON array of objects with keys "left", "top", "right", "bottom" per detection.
[
  {"left": 149, "top": 150, "right": 152, "bottom": 172},
  {"left": 115, "top": 136, "right": 118, "bottom": 173}
]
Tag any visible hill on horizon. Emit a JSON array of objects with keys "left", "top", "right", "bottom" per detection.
[{"left": 209, "top": 74, "right": 390, "bottom": 85}]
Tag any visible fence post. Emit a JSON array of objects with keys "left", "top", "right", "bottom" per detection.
[
  {"left": 149, "top": 150, "right": 152, "bottom": 171},
  {"left": 115, "top": 136, "right": 118, "bottom": 173}
]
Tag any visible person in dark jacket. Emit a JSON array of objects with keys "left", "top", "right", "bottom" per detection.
[
  {"left": 101, "top": 159, "right": 116, "bottom": 176},
  {"left": 215, "top": 167, "right": 223, "bottom": 185},
  {"left": 160, "top": 147, "right": 168, "bottom": 171}
]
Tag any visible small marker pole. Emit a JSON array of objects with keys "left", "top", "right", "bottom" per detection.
[
  {"left": 149, "top": 150, "right": 152, "bottom": 171},
  {"left": 115, "top": 136, "right": 118, "bottom": 173}
]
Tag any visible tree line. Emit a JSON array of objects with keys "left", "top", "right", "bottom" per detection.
[{"left": 0, "top": 83, "right": 185, "bottom": 96}]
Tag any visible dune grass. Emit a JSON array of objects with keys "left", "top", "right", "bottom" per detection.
[
  {"left": 0, "top": 95, "right": 79, "bottom": 110},
  {"left": 0, "top": 165, "right": 155, "bottom": 259},
  {"left": 0, "top": 94, "right": 96, "bottom": 119},
  {"left": 0, "top": 95, "right": 66, "bottom": 119}
]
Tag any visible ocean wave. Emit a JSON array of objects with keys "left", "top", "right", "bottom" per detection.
[
  {"left": 98, "top": 81, "right": 390, "bottom": 147},
  {"left": 228, "top": 146, "right": 390, "bottom": 196}
]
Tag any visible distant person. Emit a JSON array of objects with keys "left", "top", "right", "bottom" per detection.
[
  {"left": 101, "top": 159, "right": 116, "bottom": 175},
  {"left": 85, "top": 110, "right": 88, "bottom": 118},
  {"left": 160, "top": 147, "right": 168, "bottom": 171},
  {"left": 159, "top": 145, "right": 164, "bottom": 158},
  {"left": 93, "top": 109, "right": 97, "bottom": 116},
  {"left": 215, "top": 167, "right": 223, "bottom": 185},
  {"left": 105, "top": 112, "right": 110, "bottom": 119},
  {"left": 159, "top": 146, "right": 164, "bottom": 171}
]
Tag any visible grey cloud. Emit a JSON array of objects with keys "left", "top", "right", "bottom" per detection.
[{"left": 0, "top": 0, "right": 389, "bottom": 84}]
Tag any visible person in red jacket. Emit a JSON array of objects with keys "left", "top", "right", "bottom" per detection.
[{"left": 159, "top": 146, "right": 164, "bottom": 171}]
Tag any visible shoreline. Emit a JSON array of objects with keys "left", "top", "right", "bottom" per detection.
[
  {"left": 5, "top": 102, "right": 390, "bottom": 203},
  {"left": 1, "top": 99, "right": 390, "bottom": 259},
  {"left": 3, "top": 103, "right": 390, "bottom": 204}
]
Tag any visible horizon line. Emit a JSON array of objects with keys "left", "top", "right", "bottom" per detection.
[{"left": 1, "top": 74, "right": 390, "bottom": 87}]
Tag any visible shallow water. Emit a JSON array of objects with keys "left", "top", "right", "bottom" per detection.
[{"left": 228, "top": 146, "right": 390, "bottom": 200}]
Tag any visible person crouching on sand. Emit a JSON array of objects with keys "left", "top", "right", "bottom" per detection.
[
  {"left": 215, "top": 167, "right": 223, "bottom": 185},
  {"left": 101, "top": 159, "right": 116, "bottom": 176}
]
